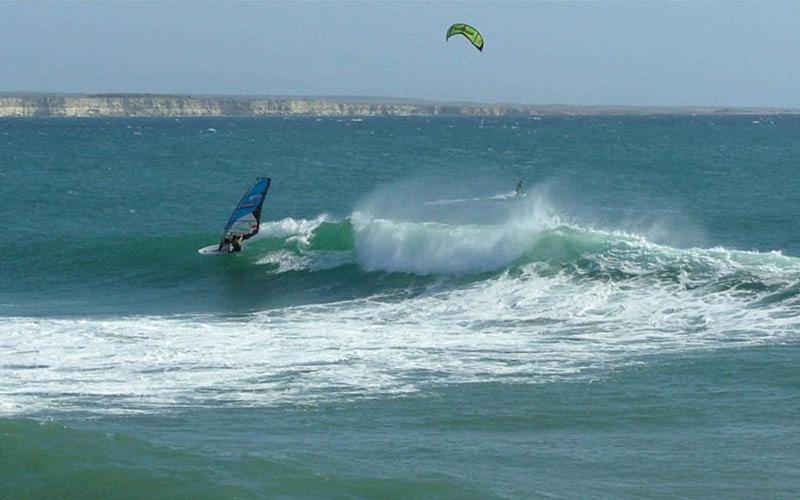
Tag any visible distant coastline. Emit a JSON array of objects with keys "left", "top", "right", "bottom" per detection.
[{"left": 0, "top": 93, "right": 798, "bottom": 118}]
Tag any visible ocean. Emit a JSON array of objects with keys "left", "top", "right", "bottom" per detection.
[{"left": 1, "top": 115, "right": 798, "bottom": 498}]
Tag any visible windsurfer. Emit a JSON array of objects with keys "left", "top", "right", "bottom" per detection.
[
  {"left": 230, "top": 234, "right": 243, "bottom": 252},
  {"left": 218, "top": 234, "right": 244, "bottom": 253}
]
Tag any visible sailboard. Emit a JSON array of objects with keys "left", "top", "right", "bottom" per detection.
[{"left": 199, "top": 177, "right": 271, "bottom": 256}]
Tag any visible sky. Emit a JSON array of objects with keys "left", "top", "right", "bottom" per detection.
[{"left": 1, "top": 1, "right": 799, "bottom": 108}]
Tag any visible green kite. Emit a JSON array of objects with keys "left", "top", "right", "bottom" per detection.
[{"left": 446, "top": 23, "right": 484, "bottom": 52}]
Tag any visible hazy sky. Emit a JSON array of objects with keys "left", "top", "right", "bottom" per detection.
[{"left": 2, "top": 1, "right": 799, "bottom": 107}]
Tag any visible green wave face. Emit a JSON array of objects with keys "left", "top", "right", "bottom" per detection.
[{"left": 3, "top": 214, "right": 799, "bottom": 317}]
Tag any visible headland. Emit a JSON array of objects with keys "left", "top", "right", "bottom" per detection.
[{"left": 0, "top": 93, "right": 797, "bottom": 117}]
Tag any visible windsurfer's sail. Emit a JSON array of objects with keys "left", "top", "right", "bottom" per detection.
[{"left": 219, "top": 177, "right": 271, "bottom": 245}]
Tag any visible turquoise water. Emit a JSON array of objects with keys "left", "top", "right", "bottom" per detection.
[{"left": 1, "top": 116, "right": 799, "bottom": 498}]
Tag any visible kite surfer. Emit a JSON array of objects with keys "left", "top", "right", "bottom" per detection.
[{"left": 516, "top": 180, "right": 525, "bottom": 197}]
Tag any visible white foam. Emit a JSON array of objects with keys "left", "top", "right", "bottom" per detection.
[
  {"left": 254, "top": 215, "right": 330, "bottom": 243},
  {"left": 249, "top": 215, "right": 354, "bottom": 272},
  {"left": 256, "top": 250, "right": 353, "bottom": 273},
  {"left": 1, "top": 256, "right": 797, "bottom": 416},
  {"left": 352, "top": 194, "right": 559, "bottom": 274}
]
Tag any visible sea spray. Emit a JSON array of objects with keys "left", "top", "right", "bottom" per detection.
[{"left": 351, "top": 185, "right": 562, "bottom": 274}]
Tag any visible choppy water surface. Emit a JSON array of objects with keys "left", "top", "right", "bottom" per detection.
[{"left": 1, "top": 116, "right": 798, "bottom": 498}]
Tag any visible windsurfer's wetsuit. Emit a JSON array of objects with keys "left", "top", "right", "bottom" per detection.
[
  {"left": 218, "top": 235, "right": 247, "bottom": 253},
  {"left": 218, "top": 237, "right": 242, "bottom": 253}
]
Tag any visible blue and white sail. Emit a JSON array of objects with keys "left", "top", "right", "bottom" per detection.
[{"left": 220, "top": 177, "right": 271, "bottom": 243}]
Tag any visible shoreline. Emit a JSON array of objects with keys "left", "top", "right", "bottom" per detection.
[{"left": 1, "top": 93, "right": 798, "bottom": 118}]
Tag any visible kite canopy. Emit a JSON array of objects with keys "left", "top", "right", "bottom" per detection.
[{"left": 446, "top": 23, "right": 484, "bottom": 52}]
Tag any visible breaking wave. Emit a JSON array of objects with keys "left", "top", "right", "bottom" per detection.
[{"left": 3, "top": 206, "right": 799, "bottom": 416}]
